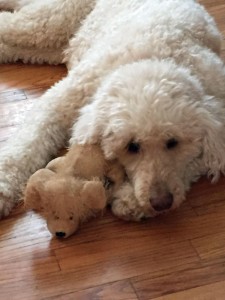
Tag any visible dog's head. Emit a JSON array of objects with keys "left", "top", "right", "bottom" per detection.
[{"left": 73, "top": 59, "right": 225, "bottom": 216}]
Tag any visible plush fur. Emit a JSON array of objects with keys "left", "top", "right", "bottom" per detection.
[
  {"left": 24, "top": 144, "right": 125, "bottom": 238},
  {"left": 0, "top": 0, "right": 225, "bottom": 220}
]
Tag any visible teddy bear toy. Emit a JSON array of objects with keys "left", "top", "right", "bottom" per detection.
[{"left": 24, "top": 144, "right": 125, "bottom": 238}]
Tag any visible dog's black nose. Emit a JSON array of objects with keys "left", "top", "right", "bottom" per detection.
[
  {"left": 150, "top": 193, "right": 173, "bottom": 212},
  {"left": 55, "top": 231, "right": 66, "bottom": 238}
]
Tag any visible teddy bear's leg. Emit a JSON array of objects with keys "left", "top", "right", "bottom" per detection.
[
  {"left": 0, "top": 41, "right": 64, "bottom": 64},
  {"left": 0, "top": 0, "right": 95, "bottom": 50}
]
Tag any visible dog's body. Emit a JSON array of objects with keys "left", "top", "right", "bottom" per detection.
[{"left": 0, "top": 0, "right": 225, "bottom": 219}]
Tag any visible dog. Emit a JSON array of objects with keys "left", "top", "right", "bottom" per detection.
[{"left": 0, "top": 0, "right": 225, "bottom": 220}]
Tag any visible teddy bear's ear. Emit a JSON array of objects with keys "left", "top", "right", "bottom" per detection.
[
  {"left": 82, "top": 181, "right": 107, "bottom": 210},
  {"left": 24, "top": 169, "right": 54, "bottom": 211},
  {"left": 46, "top": 157, "right": 65, "bottom": 172}
]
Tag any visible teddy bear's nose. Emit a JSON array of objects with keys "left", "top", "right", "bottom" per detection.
[{"left": 55, "top": 231, "right": 66, "bottom": 238}]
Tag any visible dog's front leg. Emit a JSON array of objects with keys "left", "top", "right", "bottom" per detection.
[{"left": 0, "top": 67, "right": 100, "bottom": 218}]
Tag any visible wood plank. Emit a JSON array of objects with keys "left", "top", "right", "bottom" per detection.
[
  {"left": 50, "top": 241, "right": 199, "bottom": 295},
  {"left": 43, "top": 280, "right": 138, "bottom": 300},
  {"left": 0, "top": 125, "right": 18, "bottom": 142},
  {"left": 187, "top": 177, "right": 225, "bottom": 216},
  {"left": 0, "top": 280, "right": 40, "bottom": 300},
  {"left": 26, "top": 240, "right": 199, "bottom": 299},
  {"left": 25, "top": 87, "right": 47, "bottom": 99},
  {"left": 208, "top": 4, "right": 225, "bottom": 33},
  {"left": 0, "top": 100, "right": 35, "bottom": 126},
  {"left": 191, "top": 232, "right": 225, "bottom": 265},
  {"left": 199, "top": 0, "right": 225, "bottom": 8},
  {"left": 151, "top": 280, "right": 225, "bottom": 300},
  {"left": 0, "top": 63, "right": 66, "bottom": 92},
  {"left": 0, "top": 89, "right": 27, "bottom": 103},
  {"left": 132, "top": 263, "right": 225, "bottom": 300}
]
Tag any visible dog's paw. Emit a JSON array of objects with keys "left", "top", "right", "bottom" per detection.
[
  {"left": 111, "top": 198, "right": 143, "bottom": 221},
  {"left": 111, "top": 182, "right": 149, "bottom": 221},
  {"left": 111, "top": 182, "right": 155, "bottom": 221},
  {"left": 0, "top": 194, "right": 14, "bottom": 218}
]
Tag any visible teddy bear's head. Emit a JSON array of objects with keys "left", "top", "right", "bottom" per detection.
[{"left": 24, "top": 168, "right": 107, "bottom": 238}]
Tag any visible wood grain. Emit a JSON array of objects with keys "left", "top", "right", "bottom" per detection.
[
  {"left": 0, "top": 1, "right": 225, "bottom": 299},
  {"left": 0, "top": 63, "right": 66, "bottom": 92},
  {"left": 44, "top": 280, "right": 139, "bottom": 300},
  {"left": 150, "top": 280, "right": 225, "bottom": 300},
  {"left": 132, "top": 263, "right": 225, "bottom": 299}
]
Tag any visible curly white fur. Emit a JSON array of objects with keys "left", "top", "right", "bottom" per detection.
[{"left": 0, "top": 0, "right": 225, "bottom": 220}]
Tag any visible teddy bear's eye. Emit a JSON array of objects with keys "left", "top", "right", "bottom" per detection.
[
  {"left": 69, "top": 216, "right": 73, "bottom": 220},
  {"left": 54, "top": 215, "right": 59, "bottom": 220},
  {"left": 127, "top": 141, "right": 140, "bottom": 154},
  {"left": 104, "top": 176, "right": 114, "bottom": 190}
]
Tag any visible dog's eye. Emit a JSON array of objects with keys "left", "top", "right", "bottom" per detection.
[
  {"left": 166, "top": 138, "right": 178, "bottom": 149},
  {"left": 127, "top": 141, "right": 140, "bottom": 153}
]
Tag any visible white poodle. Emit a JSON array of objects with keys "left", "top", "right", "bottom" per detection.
[{"left": 0, "top": 0, "right": 225, "bottom": 220}]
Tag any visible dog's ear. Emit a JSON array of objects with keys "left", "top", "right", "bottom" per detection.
[
  {"left": 101, "top": 131, "right": 131, "bottom": 159},
  {"left": 46, "top": 157, "right": 65, "bottom": 172},
  {"left": 70, "top": 105, "right": 132, "bottom": 159},
  {"left": 201, "top": 108, "right": 225, "bottom": 181},
  {"left": 24, "top": 169, "right": 54, "bottom": 210},
  {"left": 81, "top": 181, "right": 107, "bottom": 210},
  {"left": 70, "top": 100, "right": 130, "bottom": 159}
]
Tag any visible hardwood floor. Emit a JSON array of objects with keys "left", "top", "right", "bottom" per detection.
[{"left": 0, "top": 1, "right": 225, "bottom": 299}]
